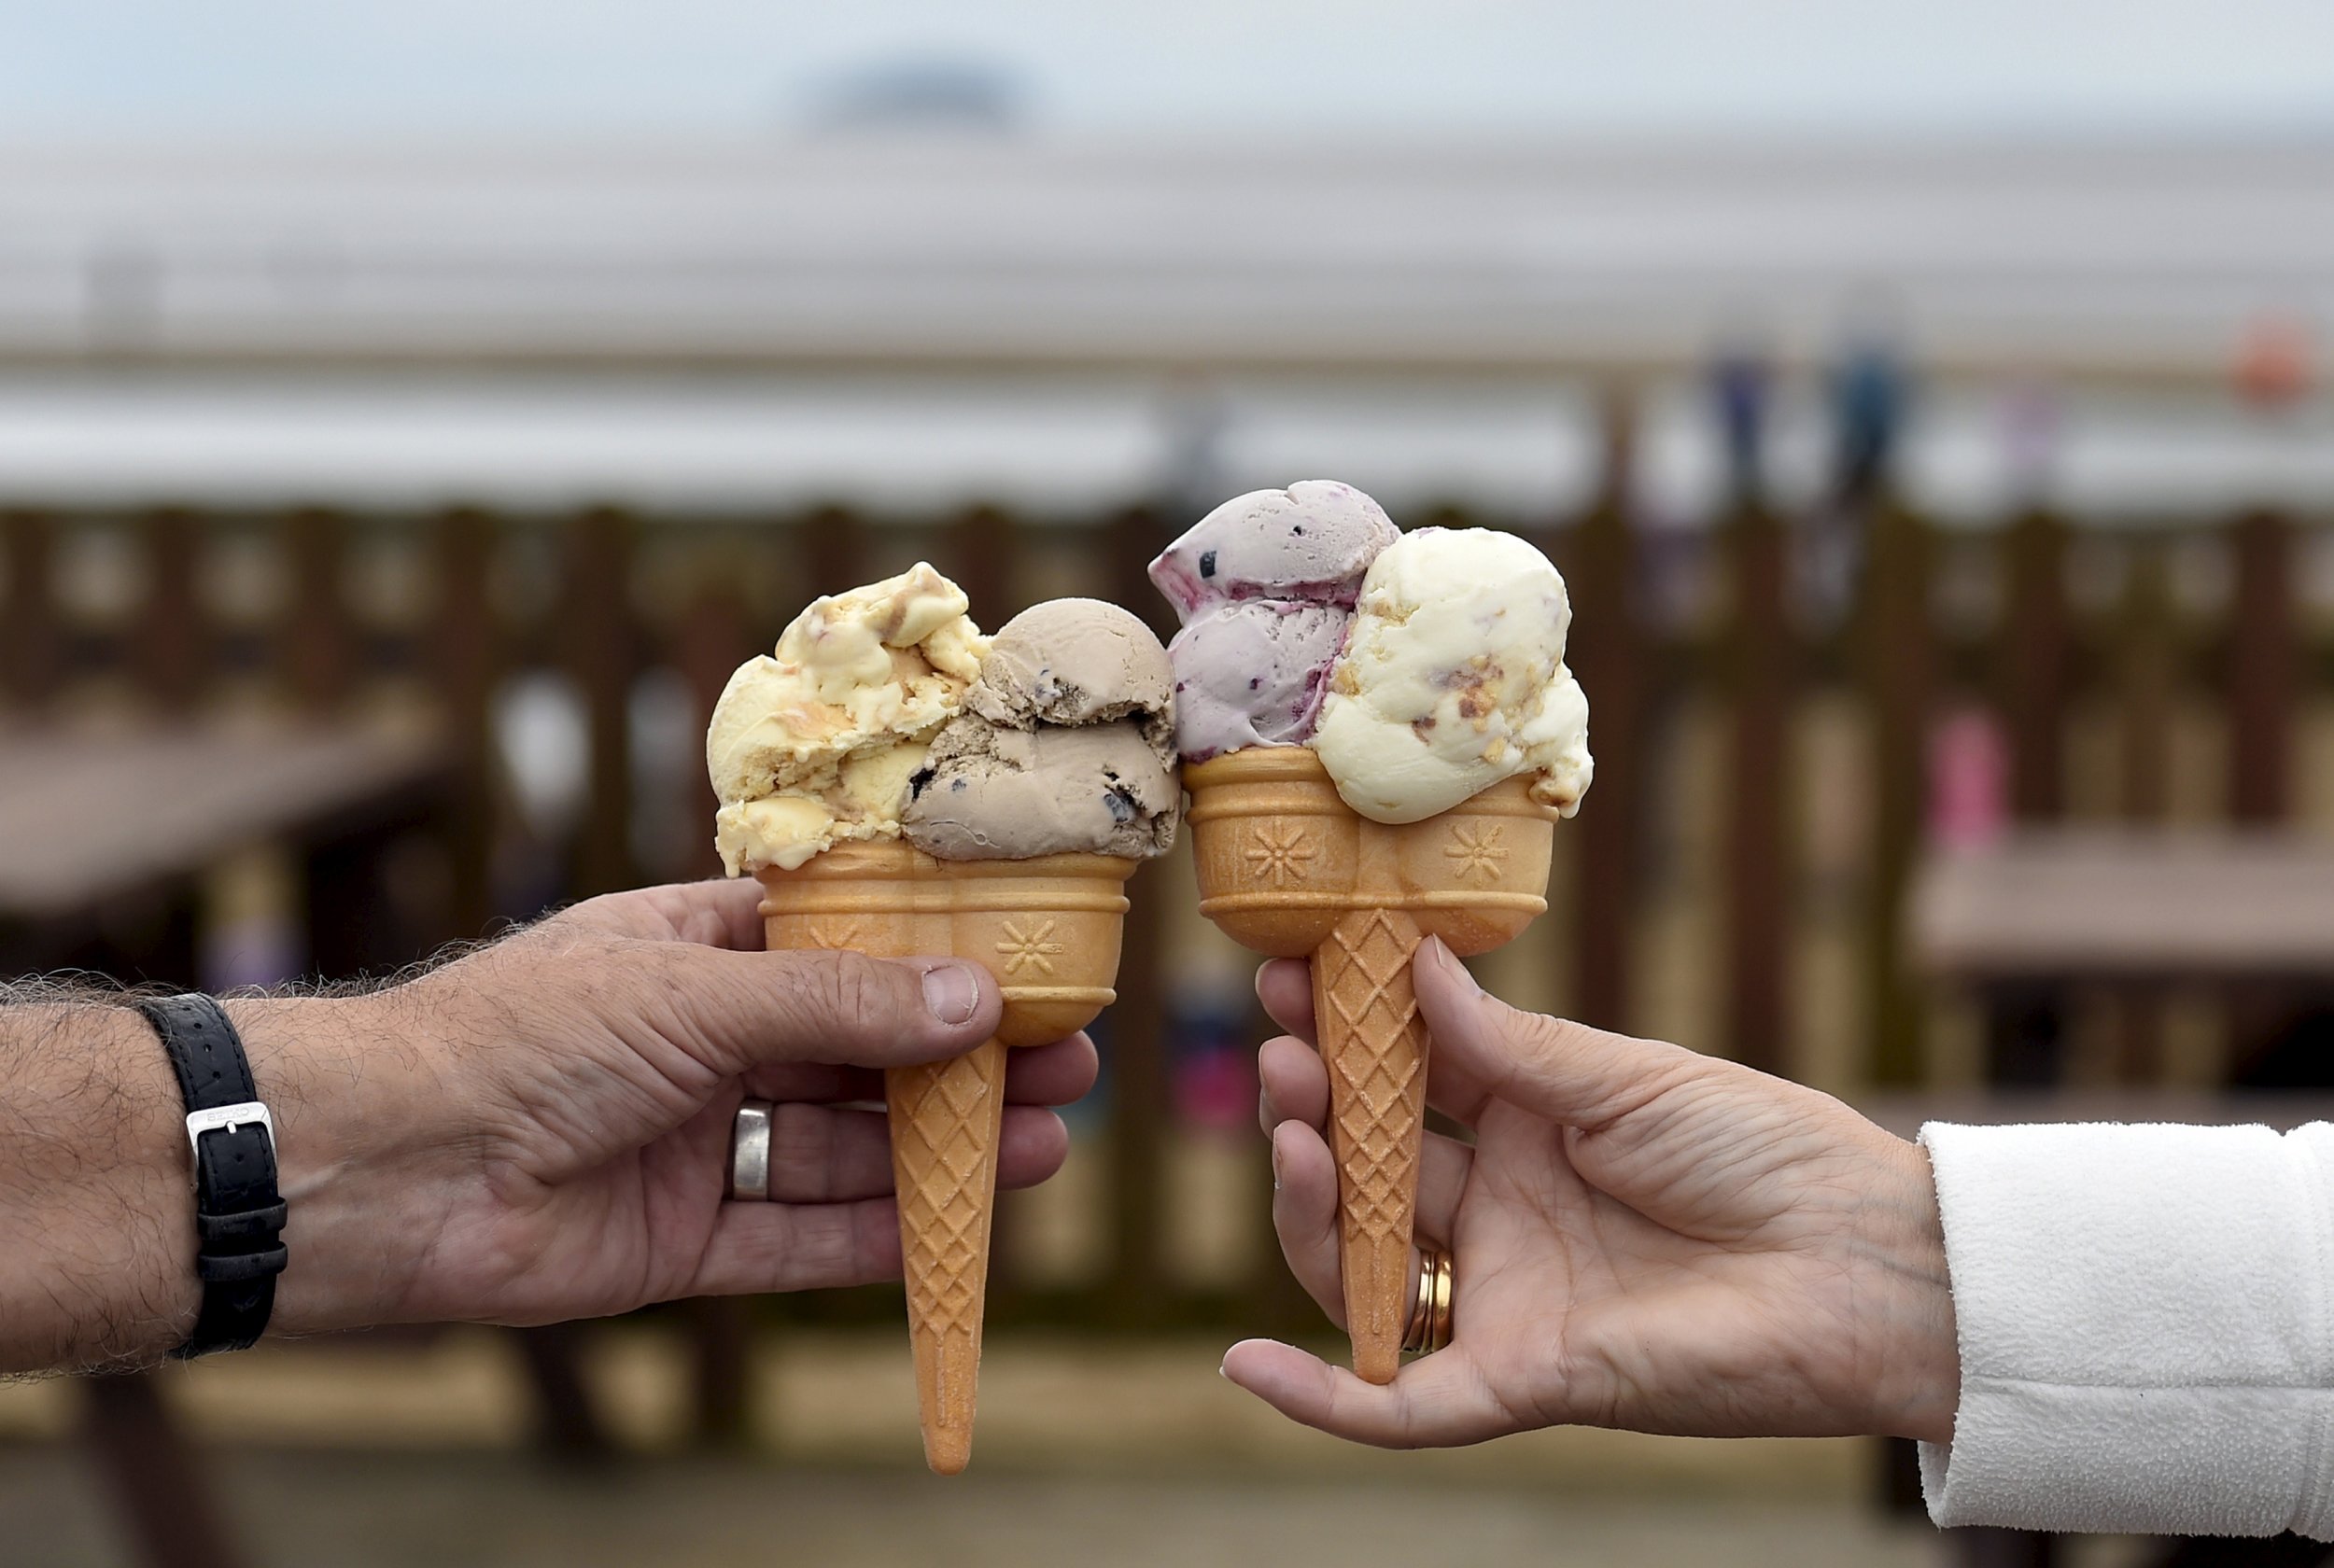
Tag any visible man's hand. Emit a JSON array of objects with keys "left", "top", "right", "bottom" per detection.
[
  {"left": 244, "top": 879, "right": 1095, "bottom": 1338},
  {"left": 1219, "top": 937, "right": 1958, "bottom": 1448}
]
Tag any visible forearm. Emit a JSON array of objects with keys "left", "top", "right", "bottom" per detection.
[
  {"left": 0, "top": 994, "right": 200, "bottom": 1369},
  {"left": 0, "top": 988, "right": 442, "bottom": 1373}
]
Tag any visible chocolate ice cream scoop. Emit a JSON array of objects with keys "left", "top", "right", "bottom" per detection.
[
  {"left": 963, "top": 597, "right": 1174, "bottom": 749},
  {"left": 902, "top": 596, "right": 1181, "bottom": 861},
  {"left": 903, "top": 721, "right": 1176, "bottom": 860}
]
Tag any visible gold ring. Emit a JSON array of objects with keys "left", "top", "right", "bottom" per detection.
[{"left": 1400, "top": 1247, "right": 1454, "bottom": 1355}]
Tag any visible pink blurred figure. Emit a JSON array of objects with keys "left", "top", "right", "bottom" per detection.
[{"left": 1929, "top": 707, "right": 2010, "bottom": 849}]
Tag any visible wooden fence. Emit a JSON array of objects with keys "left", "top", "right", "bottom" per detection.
[{"left": 3, "top": 427, "right": 2327, "bottom": 1334}]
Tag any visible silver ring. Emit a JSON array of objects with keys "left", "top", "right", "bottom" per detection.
[{"left": 727, "top": 1099, "right": 773, "bottom": 1201}]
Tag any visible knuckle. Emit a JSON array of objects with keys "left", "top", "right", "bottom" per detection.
[
  {"left": 767, "top": 1102, "right": 837, "bottom": 1202},
  {"left": 789, "top": 949, "right": 901, "bottom": 1043},
  {"left": 1503, "top": 1006, "right": 1710, "bottom": 1127},
  {"left": 780, "top": 1207, "right": 858, "bottom": 1286},
  {"left": 1505, "top": 1007, "right": 1591, "bottom": 1066}
]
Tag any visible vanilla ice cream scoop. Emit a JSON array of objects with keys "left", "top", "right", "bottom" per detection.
[
  {"left": 707, "top": 563, "right": 988, "bottom": 873},
  {"left": 1311, "top": 528, "right": 1592, "bottom": 824}
]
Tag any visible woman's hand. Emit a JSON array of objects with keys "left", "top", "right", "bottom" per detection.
[{"left": 1220, "top": 937, "right": 1958, "bottom": 1448}]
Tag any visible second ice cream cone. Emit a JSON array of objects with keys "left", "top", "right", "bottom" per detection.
[
  {"left": 1187, "top": 749, "right": 1557, "bottom": 1381},
  {"left": 758, "top": 841, "right": 1134, "bottom": 1473}
]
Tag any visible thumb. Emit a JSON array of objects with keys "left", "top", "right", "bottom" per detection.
[
  {"left": 1413, "top": 936, "right": 1711, "bottom": 1130},
  {"left": 664, "top": 945, "right": 1001, "bottom": 1075}
]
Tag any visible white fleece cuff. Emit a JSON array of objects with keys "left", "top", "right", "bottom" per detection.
[{"left": 1918, "top": 1120, "right": 2334, "bottom": 1540}]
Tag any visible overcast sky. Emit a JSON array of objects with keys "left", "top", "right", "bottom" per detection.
[{"left": 6, "top": 0, "right": 2334, "bottom": 142}]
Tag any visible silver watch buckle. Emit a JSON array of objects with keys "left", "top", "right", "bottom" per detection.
[{"left": 186, "top": 1100, "right": 274, "bottom": 1160}]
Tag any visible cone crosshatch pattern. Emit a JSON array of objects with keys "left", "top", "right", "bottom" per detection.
[
  {"left": 1315, "top": 906, "right": 1429, "bottom": 1370},
  {"left": 757, "top": 842, "right": 1136, "bottom": 1474},
  {"left": 1186, "top": 749, "right": 1559, "bottom": 1383},
  {"left": 888, "top": 1038, "right": 1005, "bottom": 1441}
]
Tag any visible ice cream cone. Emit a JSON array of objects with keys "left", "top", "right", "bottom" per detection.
[
  {"left": 1185, "top": 749, "right": 1557, "bottom": 1382},
  {"left": 756, "top": 841, "right": 1135, "bottom": 1473}
]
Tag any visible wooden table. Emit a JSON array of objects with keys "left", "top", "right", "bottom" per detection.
[
  {"left": 1912, "top": 828, "right": 2334, "bottom": 987},
  {"left": 1911, "top": 828, "right": 2334, "bottom": 1089},
  {"left": 1905, "top": 830, "right": 2334, "bottom": 1568},
  {"left": 0, "top": 718, "right": 454, "bottom": 977},
  {"left": 0, "top": 718, "right": 458, "bottom": 1568}
]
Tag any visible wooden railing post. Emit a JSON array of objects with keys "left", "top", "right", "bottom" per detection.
[
  {"left": 1562, "top": 392, "right": 1639, "bottom": 1034},
  {"left": 280, "top": 507, "right": 354, "bottom": 713},
  {"left": 673, "top": 534, "right": 754, "bottom": 880},
  {"left": 80, "top": 1374, "right": 246, "bottom": 1568},
  {"left": 668, "top": 523, "right": 772, "bottom": 1447},
  {"left": 565, "top": 506, "right": 637, "bottom": 898},
  {"left": 1984, "top": 509, "right": 2074, "bottom": 1085},
  {"left": 2224, "top": 509, "right": 2300, "bottom": 1076},
  {"left": 2229, "top": 510, "right": 2295, "bottom": 824},
  {"left": 943, "top": 503, "right": 1019, "bottom": 627},
  {"left": 2000, "top": 509, "right": 2071, "bottom": 821},
  {"left": 1863, "top": 497, "right": 1932, "bottom": 1085},
  {"left": 136, "top": 507, "right": 207, "bottom": 714},
  {"left": 2116, "top": 540, "right": 2174, "bottom": 822},
  {"left": 794, "top": 505, "right": 864, "bottom": 644},
  {"left": 2108, "top": 538, "right": 2177, "bottom": 1077},
  {"left": 1722, "top": 498, "right": 1791, "bottom": 1074},
  {"left": 1105, "top": 503, "right": 1172, "bottom": 1322},
  {"left": 2, "top": 509, "right": 58, "bottom": 709},
  {"left": 430, "top": 508, "right": 498, "bottom": 939}
]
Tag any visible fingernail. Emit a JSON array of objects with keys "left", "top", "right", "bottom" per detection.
[
  {"left": 1270, "top": 1134, "right": 1285, "bottom": 1191},
  {"left": 1428, "top": 936, "right": 1483, "bottom": 994},
  {"left": 921, "top": 963, "right": 980, "bottom": 1026}
]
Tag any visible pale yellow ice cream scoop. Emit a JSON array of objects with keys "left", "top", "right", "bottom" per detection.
[
  {"left": 1312, "top": 527, "right": 1592, "bottom": 824},
  {"left": 707, "top": 563, "right": 988, "bottom": 873}
]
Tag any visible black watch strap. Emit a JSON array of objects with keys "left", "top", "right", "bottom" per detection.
[{"left": 133, "top": 994, "right": 287, "bottom": 1358}]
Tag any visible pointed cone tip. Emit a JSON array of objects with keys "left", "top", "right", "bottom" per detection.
[{"left": 923, "top": 1424, "right": 973, "bottom": 1476}]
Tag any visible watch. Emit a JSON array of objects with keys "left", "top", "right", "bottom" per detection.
[{"left": 133, "top": 994, "right": 288, "bottom": 1357}]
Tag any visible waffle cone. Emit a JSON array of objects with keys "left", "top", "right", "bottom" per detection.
[
  {"left": 756, "top": 840, "right": 1136, "bottom": 1473},
  {"left": 1186, "top": 749, "right": 1558, "bottom": 1382}
]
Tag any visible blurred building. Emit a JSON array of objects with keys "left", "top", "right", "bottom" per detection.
[{"left": 1, "top": 136, "right": 2328, "bottom": 523}]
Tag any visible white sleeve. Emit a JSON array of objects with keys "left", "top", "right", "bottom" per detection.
[{"left": 1917, "top": 1120, "right": 2334, "bottom": 1539}]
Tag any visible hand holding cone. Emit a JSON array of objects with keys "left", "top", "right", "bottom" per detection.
[
  {"left": 1156, "top": 489, "right": 1589, "bottom": 1381},
  {"left": 758, "top": 843, "right": 1136, "bottom": 1472},
  {"left": 1186, "top": 749, "right": 1558, "bottom": 1380},
  {"left": 709, "top": 574, "right": 1177, "bottom": 1475}
]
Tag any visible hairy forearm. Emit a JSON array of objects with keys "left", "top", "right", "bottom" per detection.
[
  {"left": 0, "top": 993, "right": 200, "bottom": 1370},
  {"left": 0, "top": 987, "right": 447, "bottom": 1374}
]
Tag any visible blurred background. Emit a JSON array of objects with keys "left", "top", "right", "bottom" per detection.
[{"left": 5, "top": 2, "right": 2334, "bottom": 1564}]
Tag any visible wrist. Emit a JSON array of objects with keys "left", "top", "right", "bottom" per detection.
[
  {"left": 1859, "top": 1137, "right": 1961, "bottom": 1444},
  {"left": 224, "top": 993, "right": 466, "bottom": 1337}
]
